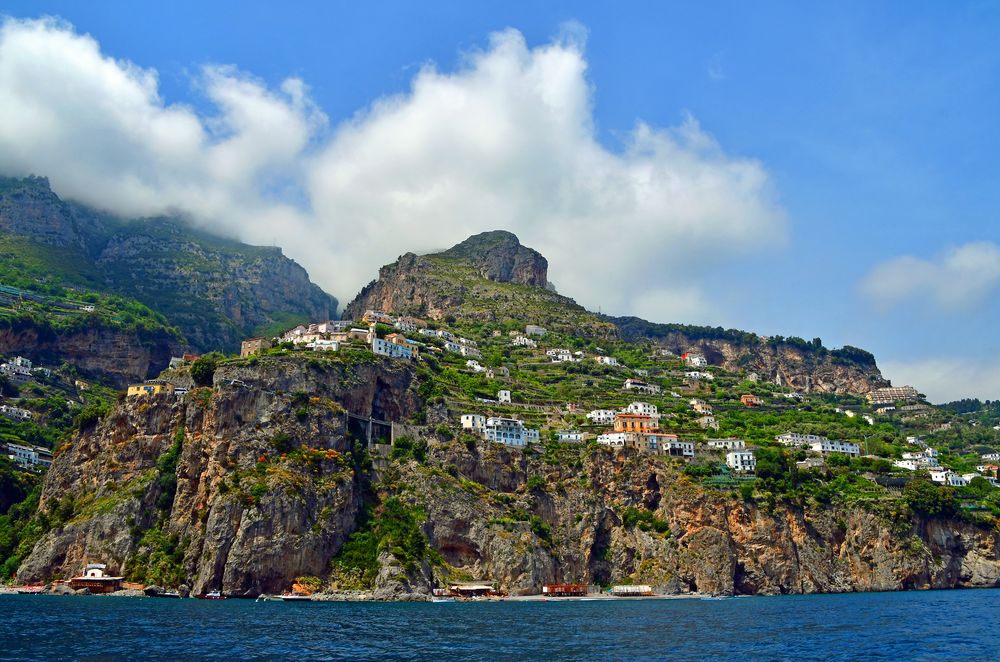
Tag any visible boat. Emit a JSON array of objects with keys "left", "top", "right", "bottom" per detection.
[
  {"left": 150, "top": 591, "right": 181, "bottom": 599},
  {"left": 431, "top": 598, "right": 456, "bottom": 603},
  {"left": 15, "top": 585, "right": 45, "bottom": 594},
  {"left": 279, "top": 592, "right": 313, "bottom": 602},
  {"left": 196, "top": 590, "right": 226, "bottom": 600}
]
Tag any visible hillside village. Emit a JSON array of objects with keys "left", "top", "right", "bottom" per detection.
[{"left": 100, "top": 307, "right": 1000, "bottom": 500}]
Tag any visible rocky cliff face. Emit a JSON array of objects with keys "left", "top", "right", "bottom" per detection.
[
  {"left": 0, "top": 319, "right": 177, "bottom": 387},
  {"left": 610, "top": 317, "right": 887, "bottom": 395},
  {"left": 17, "top": 355, "right": 999, "bottom": 597},
  {"left": 436, "top": 230, "right": 548, "bottom": 287},
  {"left": 18, "top": 354, "right": 421, "bottom": 594}
]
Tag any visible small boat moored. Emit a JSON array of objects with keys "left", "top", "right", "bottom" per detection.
[{"left": 196, "top": 590, "right": 226, "bottom": 600}]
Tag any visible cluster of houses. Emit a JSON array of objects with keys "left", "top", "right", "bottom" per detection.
[
  {"left": 775, "top": 432, "right": 861, "bottom": 456},
  {"left": 3, "top": 441, "right": 52, "bottom": 470},
  {"left": 0, "top": 356, "right": 49, "bottom": 383}
]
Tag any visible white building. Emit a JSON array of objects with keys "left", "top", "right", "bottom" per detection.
[
  {"left": 5, "top": 442, "right": 52, "bottom": 469},
  {"left": 981, "top": 452, "right": 1000, "bottom": 462},
  {"left": 587, "top": 409, "right": 617, "bottom": 425},
  {"left": 706, "top": 438, "right": 746, "bottom": 451},
  {"left": 776, "top": 432, "right": 828, "bottom": 447},
  {"left": 684, "top": 354, "right": 708, "bottom": 368},
  {"left": 498, "top": 390, "right": 511, "bottom": 403},
  {"left": 623, "top": 402, "right": 659, "bottom": 419},
  {"left": 466, "top": 360, "right": 486, "bottom": 373},
  {"left": 557, "top": 431, "right": 584, "bottom": 443},
  {"left": 546, "top": 349, "right": 575, "bottom": 363},
  {"left": 307, "top": 339, "right": 339, "bottom": 352},
  {"left": 0, "top": 405, "right": 33, "bottom": 422},
  {"left": 481, "top": 417, "right": 537, "bottom": 446},
  {"left": 461, "top": 414, "right": 486, "bottom": 429},
  {"left": 624, "top": 379, "right": 661, "bottom": 394},
  {"left": 685, "top": 371, "right": 714, "bottom": 381},
  {"left": 596, "top": 432, "right": 628, "bottom": 447},
  {"left": 372, "top": 337, "right": 413, "bottom": 360},
  {"left": 595, "top": 356, "right": 619, "bottom": 366},
  {"left": 662, "top": 438, "right": 695, "bottom": 457},
  {"left": 486, "top": 366, "right": 510, "bottom": 379},
  {"left": 511, "top": 336, "right": 537, "bottom": 348},
  {"left": 459, "top": 345, "right": 482, "bottom": 359},
  {"left": 726, "top": 449, "right": 756, "bottom": 473},
  {"left": 809, "top": 439, "right": 860, "bottom": 456}
]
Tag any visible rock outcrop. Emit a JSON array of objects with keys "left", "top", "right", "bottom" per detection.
[
  {"left": 436, "top": 230, "right": 548, "bottom": 287},
  {"left": 0, "top": 317, "right": 178, "bottom": 387}
]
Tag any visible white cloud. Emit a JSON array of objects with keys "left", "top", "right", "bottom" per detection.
[
  {"left": 882, "top": 356, "right": 1000, "bottom": 403},
  {"left": 859, "top": 242, "right": 1000, "bottom": 311},
  {"left": 0, "top": 18, "right": 786, "bottom": 320}
]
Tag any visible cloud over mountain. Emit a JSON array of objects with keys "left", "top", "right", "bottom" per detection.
[{"left": 0, "top": 17, "right": 785, "bottom": 320}]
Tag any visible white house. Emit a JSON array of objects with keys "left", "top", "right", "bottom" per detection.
[
  {"left": 661, "top": 439, "right": 695, "bottom": 457},
  {"left": 684, "top": 354, "right": 708, "bottom": 368},
  {"left": 624, "top": 379, "right": 661, "bottom": 394},
  {"left": 596, "top": 432, "right": 628, "bottom": 447},
  {"left": 809, "top": 439, "right": 860, "bottom": 456},
  {"left": 557, "top": 431, "right": 584, "bottom": 443},
  {"left": 726, "top": 449, "right": 756, "bottom": 473},
  {"left": 481, "top": 417, "right": 537, "bottom": 446},
  {"left": 459, "top": 345, "right": 482, "bottom": 359},
  {"left": 4, "top": 442, "right": 52, "bottom": 469},
  {"left": 685, "top": 371, "right": 714, "bottom": 381},
  {"left": 623, "top": 402, "right": 659, "bottom": 419},
  {"left": 546, "top": 349, "right": 575, "bottom": 363},
  {"left": 776, "top": 432, "right": 828, "bottom": 447},
  {"left": 466, "top": 360, "right": 486, "bottom": 373},
  {"left": 706, "top": 438, "right": 746, "bottom": 451},
  {"left": 497, "top": 390, "right": 511, "bottom": 403},
  {"left": 308, "top": 340, "right": 340, "bottom": 352},
  {"left": 372, "top": 337, "right": 413, "bottom": 360},
  {"left": 595, "top": 356, "right": 619, "bottom": 366},
  {"left": 981, "top": 452, "right": 1000, "bottom": 462},
  {"left": 511, "top": 336, "right": 537, "bottom": 348},
  {"left": 587, "top": 409, "right": 617, "bottom": 425},
  {"left": 461, "top": 414, "right": 486, "bottom": 429},
  {"left": 0, "top": 405, "right": 33, "bottom": 422}
]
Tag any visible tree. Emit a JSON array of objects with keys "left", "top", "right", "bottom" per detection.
[
  {"left": 903, "top": 480, "right": 956, "bottom": 518},
  {"left": 190, "top": 354, "right": 219, "bottom": 387}
]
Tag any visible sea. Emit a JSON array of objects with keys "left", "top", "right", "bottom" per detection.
[{"left": 1, "top": 589, "right": 998, "bottom": 660}]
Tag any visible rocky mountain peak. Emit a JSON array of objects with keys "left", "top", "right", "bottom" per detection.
[{"left": 435, "top": 230, "right": 547, "bottom": 288}]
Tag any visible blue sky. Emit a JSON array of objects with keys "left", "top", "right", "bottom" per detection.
[{"left": 2, "top": 1, "right": 1000, "bottom": 401}]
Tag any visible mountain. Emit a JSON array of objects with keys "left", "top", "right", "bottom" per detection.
[
  {"left": 346, "top": 231, "right": 885, "bottom": 395},
  {"left": 0, "top": 176, "right": 337, "bottom": 354}
]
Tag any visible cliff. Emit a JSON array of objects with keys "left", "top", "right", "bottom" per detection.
[
  {"left": 0, "top": 315, "right": 178, "bottom": 387},
  {"left": 610, "top": 317, "right": 887, "bottom": 395},
  {"left": 16, "top": 355, "right": 999, "bottom": 596},
  {"left": 0, "top": 176, "right": 338, "bottom": 353}
]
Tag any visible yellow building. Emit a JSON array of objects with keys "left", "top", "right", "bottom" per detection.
[{"left": 127, "top": 381, "right": 174, "bottom": 397}]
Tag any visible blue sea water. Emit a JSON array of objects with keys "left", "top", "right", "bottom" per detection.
[{"left": 1, "top": 589, "right": 998, "bottom": 660}]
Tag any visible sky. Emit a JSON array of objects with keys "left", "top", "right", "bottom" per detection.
[{"left": 1, "top": 1, "right": 999, "bottom": 402}]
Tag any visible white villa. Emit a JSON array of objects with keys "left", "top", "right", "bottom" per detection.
[
  {"left": 595, "top": 356, "right": 620, "bottom": 366},
  {"left": 726, "top": 449, "right": 756, "bottom": 473},
  {"left": 0, "top": 405, "right": 33, "bottom": 422},
  {"left": 498, "top": 390, "right": 511, "bottom": 403},
  {"left": 557, "top": 431, "right": 584, "bottom": 443},
  {"left": 511, "top": 336, "right": 538, "bottom": 348},
  {"left": 623, "top": 402, "right": 659, "bottom": 419},
  {"left": 587, "top": 409, "right": 617, "bottom": 425},
  {"left": 372, "top": 337, "right": 413, "bottom": 360},
  {"left": 706, "top": 438, "right": 746, "bottom": 451},
  {"left": 624, "top": 379, "right": 661, "bottom": 394}
]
